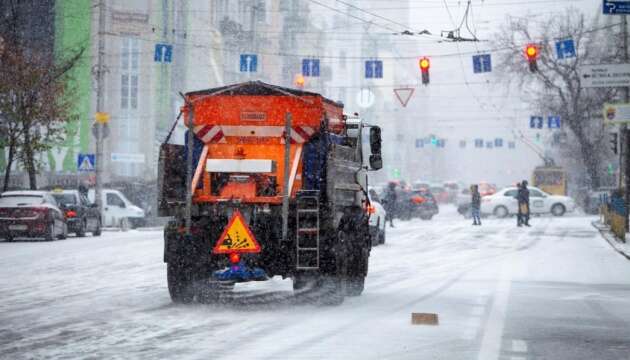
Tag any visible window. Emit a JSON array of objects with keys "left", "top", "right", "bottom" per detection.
[
  {"left": 107, "top": 193, "right": 125, "bottom": 207},
  {"left": 504, "top": 190, "right": 518, "bottom": 197},
  {"left": 474, "top": 139, "right": 483, "bottom": 148},
  {"left": 459, "top": 140, "right": 466, "bottom": 148},
  {"left": 495, "top": 138, "right": 503, "bottom": 147},
  {"left": 530, "top": 189, "right": 544, "bottom": 197},
  {"left": 120, "top": 37, "right": 139, "bottom": 111}
]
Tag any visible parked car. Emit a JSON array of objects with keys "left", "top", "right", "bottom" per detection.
[
  {"left": 367, "top": 191, "right": 387, "bottom": 246},
  {"left": 430, "top": 186, "right": 449, "bottom": 204},
  {"left": 50, "top": 189, "right": 102, "bottom": 237},
  {"left": 409, "top": 189, "right": 439, "bottom": 220},
  {"left": 88, "top": 189, "right": 146, "bottom": 228},
  {"left": 412, "top": 181, "right": 431, "bottom": 191},
  {"left": 480, "top": 186, "right": 576, "bottom": 218},
  {"left": 478, "top": 182, "right": 497, "bottom": 197},
  {"left": 0, "top": 191, "right": 67, "bottom": 241},
  {"left": 456, "top": 187, "right": 472, "bottom": 218}
]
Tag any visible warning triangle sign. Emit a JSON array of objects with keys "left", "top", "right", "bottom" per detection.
[
  {"left": 213, "top": 210, "right": 261, "bottom": 254},
  {"left": 393, "top": 87, "right": 415, "bottom": 107}
]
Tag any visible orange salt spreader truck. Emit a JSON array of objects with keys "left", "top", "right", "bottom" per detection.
[{"left": 158, "top": 81, "right": 383, "bottom": 305}]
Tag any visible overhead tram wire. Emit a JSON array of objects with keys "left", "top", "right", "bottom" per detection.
[{"left": 306, "top": 0, "right": 401, "bottom": 33}]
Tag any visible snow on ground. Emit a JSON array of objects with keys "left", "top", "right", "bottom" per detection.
[{"left": 1, "top": 206, "right": 629, "bottom": 359}]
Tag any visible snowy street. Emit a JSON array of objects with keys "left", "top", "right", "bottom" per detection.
[{"left": 1, "top": 207, "right": 630, "bottom": 360}]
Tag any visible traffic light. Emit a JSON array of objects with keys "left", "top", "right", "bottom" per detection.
[
  {"left": 525, "top": 44, "right": 539, "bottom": 72},
  {"left": 294, "top": 74, "right": 305, "bottom": 88},
  {"left": 610, "top": 132, "right": 618, "bottom": 155},
  {"left": 419, "top": 57, "right": 430, "bottom": 85}
]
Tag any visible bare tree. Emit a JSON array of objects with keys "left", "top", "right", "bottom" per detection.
[{"left": 493, "top": 8, "right": 622, "bottom": 188}]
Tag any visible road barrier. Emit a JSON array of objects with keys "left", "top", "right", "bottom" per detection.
[{"left": 601, "top": 192, "right": 627, "bottom": 242}]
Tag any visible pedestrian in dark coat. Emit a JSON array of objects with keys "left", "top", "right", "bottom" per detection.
[
  {"left": 382, "top": 182, "right": 397, "bottom": 228},
  {"left": 518, "top": 180, "right": 531, "bottom": 227},
  {"left": 515, "top": 182, "right": 523, "bottom": 226},
  {"left": 471, "top": 184, "right": 481, "bottom": 225}
]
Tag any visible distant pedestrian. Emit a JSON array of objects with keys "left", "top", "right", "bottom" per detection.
[
  {"left": 515, "top": 182, "right": 523, "bottom": 226},
  {"left": 518, "top": 180, "right": 531, "bottom": 227},
  {"left": 471, "top": 184, "right": 481, "bottom": 226},
  {"left": 382, "top": 182, "right": 397, "bottom": 228}
]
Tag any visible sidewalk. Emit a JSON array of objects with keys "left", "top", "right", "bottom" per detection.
[{"left": 592, "top": 220, "right": 630, "bottom": 260}]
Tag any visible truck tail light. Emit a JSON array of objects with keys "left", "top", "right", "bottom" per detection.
[
  {"left": 65, "top": 210, "right": 77, "bottom": 218},
  {"left": 411, "top": 196, "right": 425, "bottom": 204}
]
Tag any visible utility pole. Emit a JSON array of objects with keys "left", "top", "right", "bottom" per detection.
[
  {"left": 94, "top": 0, "right": 106, "bottom": 213},
  {"left": 623, "top": 14, "right": 629, "bottom": 236}
]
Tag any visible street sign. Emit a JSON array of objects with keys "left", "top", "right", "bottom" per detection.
[
  {"left": 301, "top": 59, "right": 320, "bottom": 77},
  {"left": 579, "top": 63, "right": 630, "bottom": 88},
  {"left": 213, "top": 210, "right": 261, "bottom": 254},
  {"left": 365, "top": 60, "right": 383, "bottom": 79},
  {"left": 77, "top": 153, "right": 95, "bottom": 172},
  {"left": 530, "top": 116, "right": 544, "bottom": 129},
  {"left": 154, "top": 43, "right": 173, "bottom": 63},
  {"left": 472, "top": 54, "right": 492, "bottom": 73},
  {"left": 603, "top": 0, "right": 630, "bottom": 14},
  {"left": 240, "top": 54, "right": 258, "bottom": 72},
  {"left": 603, "top": 103, "right": 630, "bottom": 124},
  {"left": 548, "top": 115, "right": 562, "bottom": 129},
  {"left": 555, "top": 39, "right": 576, "bottom": 59},
  {"left": 110, "top": 152, "right": 145, "bottom": 163},
  {"left": 356, "top": 88, "right": 375, "bottom": 108},
  {"left": 393, "top": 87, "right": 414, "bottom": 107},
  {"left": 95, "top": 112, "right": 110, "bottom": 124},
  {"left": 91, "top": 123, "right": 110, "bottom": 139}
]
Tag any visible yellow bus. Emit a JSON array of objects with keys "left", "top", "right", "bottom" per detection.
[{"left": 532, "top": 166, "right": 567, "bottom": 195}]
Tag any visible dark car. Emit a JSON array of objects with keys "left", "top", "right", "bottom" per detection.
[
  {"left": 51, "top": 189, "right": 102, "bottom": 237},
  {"left": 0, "top": 191, "right": 67, "bottom": 241},
  {"left": 409, "top": 189, "right": 440, "bottom": 220}
]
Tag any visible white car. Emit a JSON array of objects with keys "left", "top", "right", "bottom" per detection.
[
  {"left": 367, "top": 192, "right": 387, "bottom": 246},
  {"left": 481, "top": 186, "right": 576, "bottom": 218},
  {"left": 88, "top": 189, "right": 146, "bottom": 228}
]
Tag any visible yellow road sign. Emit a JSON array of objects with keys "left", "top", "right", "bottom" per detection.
[
  {"left": 95, "top": 112, "right": 110, "bottom": 124},
  {"left": 213, "top": 210, "right": 261, "bottom": 254}
]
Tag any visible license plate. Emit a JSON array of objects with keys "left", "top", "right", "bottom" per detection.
[{"left": 8, "top": 224, "right": 28, "bottom": 231}]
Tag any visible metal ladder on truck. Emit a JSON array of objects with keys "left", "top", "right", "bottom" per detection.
[{"left": 296, "top": 190, "right": 320, "bottom": 270}]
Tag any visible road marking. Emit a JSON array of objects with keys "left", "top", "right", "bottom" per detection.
[
  {"left": 477, "top": 248, "right": 516, "bottom": 360},
  {"left": 511, "top": 339, "right": 528, "bottom": 353}
]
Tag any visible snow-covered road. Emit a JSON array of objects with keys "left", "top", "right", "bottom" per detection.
[{"left": 1, "top": 207, "right": 630, "bottom": 359}]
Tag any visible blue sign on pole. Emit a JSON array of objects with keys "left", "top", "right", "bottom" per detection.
[
  {"left": 365, "top": 60, "right": 383, "bottom": 79},
  {"left": 603, "top": 1, "right": 630, "bottom": 14},
  {"left": 555, "top": 39, "right": 576, "bottom": 59},
  {"left": 472, "top": 54, "right": 492, "bottom": 73},
  {"left": 240, "top": 54, "right": 258, "bottom": 72},
  {"left": 530, "top": 116, "right": 544, "bottom": 129},
  {"left": 154, "top": 43, "right": 173, "bottom": 63},
  {"left": 548, "top": 115, "right": 562, "bottom": 129},
  {"left": 77, "top": 153, "right": 95, "bottom": 172},
  {"left": 302, "top": 59, "right": 320, "bottom": 77}
]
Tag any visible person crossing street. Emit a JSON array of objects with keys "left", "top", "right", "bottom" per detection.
[
  {"left": 471, "top": 184, "right": 481, "bottom": 226},
  {"left": 518, "top": 180, "right": 531, "bottom": 227}
]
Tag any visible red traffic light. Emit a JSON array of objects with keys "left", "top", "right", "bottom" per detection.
[
  {"left": 419, "top": 57, "right": 430, "bottom": 71},
  {"left": 525, "top": 44, "right": 538, "bottom": 60}
]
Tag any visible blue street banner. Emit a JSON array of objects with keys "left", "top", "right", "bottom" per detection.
[
  {"left": 365, "top": 60, "right": 383, "bottom": 79},
  {"left": 530, "top": 116, "right": 544, "bottom": 129},
  {"left": 472, "top": 54, "right": 492, "bottom": 73},
  {"left": 548, "top": 116, "right": 562, "bottom": 129},
  {"left": 302, "top": 59, "right": 320, "bottom": 77},
  {"left": 555, "top": 39, "right": 576, "bottom": 59},
  {"left": 154, "top": 43, "right": 173, "bottom": 63},
  {"left": 240, "top": 54, "right": 258, "bottom": 72}
]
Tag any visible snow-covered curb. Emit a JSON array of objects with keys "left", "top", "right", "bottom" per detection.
[{"left": 592, "top": 220, "right": 630, "bottom": 260}]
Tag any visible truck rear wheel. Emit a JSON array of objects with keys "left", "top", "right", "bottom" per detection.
[{"left": 167, "top": 262, "right": 195, "bottom": 304}]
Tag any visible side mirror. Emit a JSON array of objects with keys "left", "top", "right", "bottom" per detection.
[
  {"left": 369, "top": 154, "right": 383, "bottom": 170},
  {"left": 369, "top": 127, "right": 382, "bottom": 155}
]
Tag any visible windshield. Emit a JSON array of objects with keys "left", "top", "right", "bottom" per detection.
[
  {"left": 0, "top": 195, "right": 44, "bottom": 207},
  {"left": 51, "top": 193, "right": 76, "bottom": 205}
]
